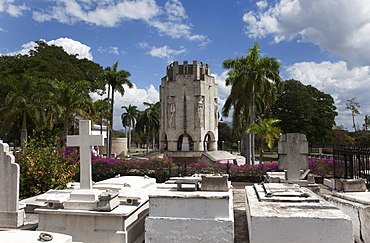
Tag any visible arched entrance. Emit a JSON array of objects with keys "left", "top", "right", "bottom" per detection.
[
  {"left": 177, "top": 134, "right": 194, "bottom": 151},
  {"left": 204, "top": 132, "right": 217, "bottom": 151},
  {"left": 204, "top": 134, "right": 211, "bottom": 151}
]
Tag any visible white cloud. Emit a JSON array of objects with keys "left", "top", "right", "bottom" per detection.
[
  {"left": 5, "top": 37, "right": 93, "bottom": 60},
  {"left": 165, "top": 0, "right": 187, "bottom": 22},
  {"left": 213, "top": 71, "right": 232, "bottom": 123},
  {"left": 137, "top": 41, "right": 187, "bottom": 62},
  {"left": 32, "top": 0, "right": 210, "bottom": 46},
  {"left": 98, "top": 46, "right": 120, "bottom": 55},
  {"left": 48, "top": 37, "right": 93, "bottom": 59},
  {"left": 0, "top": 0, "right": 28, "bottom": 17},
  {"left": 243, "top": 0, "right": 370, "bottom": 68},
  {"left": 286, "top": 61, "right": 370, "bottom": 130},
  {"left": 33, "top": 0, "right": 160, "bottom": 26},
  {"left": 91, "top": 83, "right": 160, "bottom": 130}
]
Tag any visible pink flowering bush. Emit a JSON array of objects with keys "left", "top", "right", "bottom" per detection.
[
  {"left": 16, "top": 133, "right": 79, "bottom": 199},
  {"left": 230, "top": 163, "right": 279, "bottom": 177},
  {"left": 308, "top": 158, "right": 344, "bottom": 177},
  {"left": 92, "top": 157, "right": 175, "bottom": 182}
]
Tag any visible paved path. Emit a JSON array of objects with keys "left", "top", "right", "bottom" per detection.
[{"left": 232, "top": 182, "right": 252, "bottom": 243}]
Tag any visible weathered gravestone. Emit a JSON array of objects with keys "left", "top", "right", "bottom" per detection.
[
  {"left": 278, "top": 133, "right": 308, "bottom": 182},
  {"left": 0, "top": 141, "right": 25, "bottom": 228}
]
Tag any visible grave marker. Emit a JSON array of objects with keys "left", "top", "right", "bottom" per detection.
[
  {"left": 278, "top": 133, "right": 308, "bottom": 181},
  {"left": 0, "top": 141, "right": 25, "bottom": 227},
  {"left": 67, "top": 120, "right": 104, "bottom": 190}
]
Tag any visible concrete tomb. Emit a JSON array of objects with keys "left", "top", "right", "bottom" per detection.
[
  {"left": 0, "top": 231, "right": 72, "bottom": 243},
  {"left": 33, "top": 119, "right": 156, "bottom": 242},
  {"left": 36, "top": 176, "right": 157, "bottom": 243},
  {"left": 0, "top": 141, "right": 25, "bottom": 228},
  {"left": 324, "top": 190, "right": 370, "bottom": 242},
  {"left": 246, "top": 183, "right": 353, "bottom": 243},
  {"left": 145, "top": 176, "right": 234, "bottom": 242}
]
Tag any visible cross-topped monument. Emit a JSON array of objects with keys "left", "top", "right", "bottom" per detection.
[
  {"left": 278, "top": 133, "right": 308, "bottom": 182},
  {"left": 67, "top": 120, "right": 104, "bottom": 190}
]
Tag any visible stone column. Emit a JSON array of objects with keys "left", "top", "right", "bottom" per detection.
[
  {"left": 168, "top": 141, "right": 178, "bottom": 151},
  {"left": 193, "top": 141, "right": 203, "bottom": 151}
]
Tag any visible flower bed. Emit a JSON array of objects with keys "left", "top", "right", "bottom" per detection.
[{"left": 17, "top": 135, "right": 340, "bottom": 198}]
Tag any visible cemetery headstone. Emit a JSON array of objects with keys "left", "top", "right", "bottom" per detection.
[
  {"left": 0, "top": 141, "right": 25, "bottom": 228},
  {"left": 67, "top": 120, "right": 104, "bottom": 190},
  {"left": 278, "top": 133, "right": 308, "bottom": 182}
]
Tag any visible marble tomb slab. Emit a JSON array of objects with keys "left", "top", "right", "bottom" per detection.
[{"left": 246, "top": 183, "right": 353, "bottom": 243}]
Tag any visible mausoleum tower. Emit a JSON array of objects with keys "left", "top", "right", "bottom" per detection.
[{"left": 159, "top": 60, "right": 218, "bottom": 153}]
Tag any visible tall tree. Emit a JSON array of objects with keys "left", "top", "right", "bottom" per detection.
[
  {"left": 222, "top": 42, "right": 283, "bottom": 164},
  {"left": 53, "top": 80, "right": 93, "bottom": 138},
  {"left": 346, "top": 97, "right": 360, "bottom": 132},
  {"left": 121, "top": 104, "right": 139, "bottom": 152},
  {"left": 0, "top": 76, "right": 54, "bottom": 147},
  {"left": 102, "top": 61, "right": 133, "bottom": 157},
  {"left": 0, "top": 41, "right": 104, "bottom": 142},
  {"left": 93, "top": 99, "right": 111, "bottom": 135},
  {"left": 271, "top": 79, "right": 337, "bottom": 146},
  {"left": 246, "top": 117, "right": 281, "bottom": 163},
  {"left": 136, "top": 102, "right": 160, "bottom": 154}
]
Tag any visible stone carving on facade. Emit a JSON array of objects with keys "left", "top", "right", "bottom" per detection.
[
  {"left": 195, "top": 96, "right": 204, "bottom": 128},
  {"left": 167, "top": 96, "right": 176, "bottom": 128}
]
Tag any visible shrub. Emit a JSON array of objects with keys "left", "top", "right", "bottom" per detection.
[
  {"left": 309, "top": 158, "right": 344, "bottom": 177},
  {"left": 230, "top": 163, "right": 279, "bottom": 177},
  {"left": 16, "top": 133, "right": 79, "bottom": 199}
]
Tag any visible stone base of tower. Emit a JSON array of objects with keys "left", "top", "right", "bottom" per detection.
[
  {"left": 164, "top": 151, "right": 239, "bottom": 165},
  {"left": 164, "top": 151, "right": 204, "bottom": 164}
]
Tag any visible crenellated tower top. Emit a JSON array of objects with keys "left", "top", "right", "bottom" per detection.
[{"left": 163, "top": 60, "right": 211, "bottom": 82}]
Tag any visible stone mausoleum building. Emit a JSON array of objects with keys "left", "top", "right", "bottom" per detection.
[{"left": 159, "top": 60, "right": 219, "bottom": 162}]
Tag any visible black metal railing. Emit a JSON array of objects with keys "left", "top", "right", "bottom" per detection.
[{"left": 333, "top": 147, "right": 370, "bottom": 188}]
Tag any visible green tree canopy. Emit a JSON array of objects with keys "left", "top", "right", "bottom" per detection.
[
  {"left": 246, "top": 117, "right": 281, "bottom": 163},
  {"left": 121, "top": 104, "right": 139, "bottom": 151},
  {"left": 0, "top": 41, "right": 104, "bottom": 92},
  {"left": 271, "top": 79, "right": 337, "bottom": 145},
  {"left": 53, "top": 80, "right": 93, "bottom": 138},
  {"left": 0, "top": 76, "right": 54, "bottom": 145},
  {"left": 102, "top": 61, "right": 133, "bottom": 157},
  {"left": 136, "top": 102, "right": 160, "bottom": 153}
]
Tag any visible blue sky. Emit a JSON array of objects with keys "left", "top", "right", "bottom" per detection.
[{"left": 1, "top": 0, "right": 370, "bottom": 131}]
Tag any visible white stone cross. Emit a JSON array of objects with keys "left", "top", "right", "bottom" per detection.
[{"left": 67, "top": 120, "right": 104, "bottom": 190}]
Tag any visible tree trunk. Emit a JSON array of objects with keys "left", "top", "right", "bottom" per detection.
[
  {"left": 21, "top": 113, "right": 27, "bottom": 150},
  {"left": 128, "top": 119, "right": 133, "bottom": 152},
  {"left": 146, "top": 134, "right": 149, "bottom": 154}
]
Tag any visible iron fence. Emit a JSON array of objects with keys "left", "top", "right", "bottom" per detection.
[{"left": 333, "top": 147, "right": 370, "bottom": 188}]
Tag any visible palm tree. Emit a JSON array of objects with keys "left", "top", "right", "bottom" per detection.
[
  {"left": 121, "top": 104, "right": 139, "bottom": 152},
  {"left": 102, "top": 61, "right": 133, "bottom": 157},
  {"left": 93, "top": 99, "right": 111, "bottom": 135},
  {"left": 246, "top": 117, "right": 281, "bottom": 163},
  {"left": 53, "top": 80, "right": 93, "bottom": 139},
  {"left": 0, "top": 76, "right": 54, "bottom": 147},
  {"left": 222, "top": 42, "right": 283, "bottom": 164},
  {"left": 136, "top": 102, "right": 160, "bottom": 154}
]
